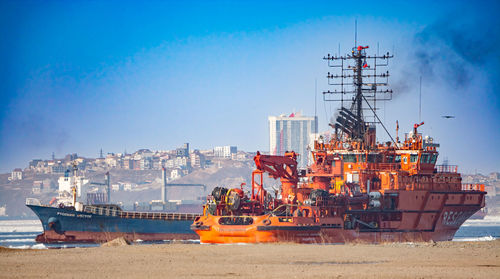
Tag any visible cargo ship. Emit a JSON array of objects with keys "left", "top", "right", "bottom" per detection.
[
  {"left": 27, "top": 203, "right": 198, "bottom": 243},
  {"left": 191, "top": 44, "right": 486, "bottom": 243},
  {"left": 27, "top": 168, "right": 201, "bottom": 243}
]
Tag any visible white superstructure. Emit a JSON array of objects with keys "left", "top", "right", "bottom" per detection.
[{"left": 57, "top": 174, "right": 89, "bottom": 205}]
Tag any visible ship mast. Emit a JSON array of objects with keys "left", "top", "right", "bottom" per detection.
[{"left": 323, "top": 43, "right": 394, "bottom": 146}]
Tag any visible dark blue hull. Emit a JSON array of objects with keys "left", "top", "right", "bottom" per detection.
[{"left": 27, "top": 205, "right": 199, "bottom": 243}]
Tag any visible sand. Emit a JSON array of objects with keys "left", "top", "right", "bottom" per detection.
[{"left": 0, "top": 241, "right": 499, "bottom": 278}]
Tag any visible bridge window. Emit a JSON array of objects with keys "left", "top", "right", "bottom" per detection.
[
  {"left": 421, "top": 154, "right": 430, "bottom": 164},
  {"left": 367, "top": 154, "right": 376, "bottom": 163},
  {"left": 395, "top": 155, "right": 401, "bottom": 163},
  {"left": 343, "top": 154, "right": 356, "bottom": 163},
  {"left": 385, "top": 155, "right": 395, "bottom": 163},
  {"left": 410, "top": 154, "right": 418, "bottom": 163},
  {"left": 367, "top": 154, "right": 383, "bottom": 163},
  {"left": 430, "top": 154, "right": 438, "bottom": 164},
  {"left": 358, "top": 154, "right": 366, "bottom": 162}
]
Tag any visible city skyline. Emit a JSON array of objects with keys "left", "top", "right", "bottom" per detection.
[{"left": 1, "top": 1, "right": 499, "bottom": 173}]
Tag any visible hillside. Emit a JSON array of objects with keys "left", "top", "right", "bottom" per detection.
[{"left": 0, "top": 159, "right": 257, "bottom": 217}]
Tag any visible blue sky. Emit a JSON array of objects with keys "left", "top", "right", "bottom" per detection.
[{"left": 1, "top": 0, "right": 499, "bottom": 173}]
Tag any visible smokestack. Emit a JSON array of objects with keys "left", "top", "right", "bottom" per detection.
[
  {"left": 161, "top": 167, "right": 167, "bottom": 203},
  {"left": 105, "top": 172, "right": 110, "bottom": 204}
]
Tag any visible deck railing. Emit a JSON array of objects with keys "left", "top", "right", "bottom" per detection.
[
  {"left": 372, "top": 163, "right": 400, "bottom": 171},
  {"left": 83, "top": 205, "right": 200, "bottom": 221},
  {"left": 25, "top": 198, "right": 42, "bottom": 206},
  {"left": 435, "top": 165, "right": 458, "bottom": 173},
  {"left": 461, "top": 184, "right": 485, "bottom": 191}
]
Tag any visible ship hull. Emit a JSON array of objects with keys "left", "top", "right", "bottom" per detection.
[
  {"left": 27, "top": 205, "right": 198, "bottom": 243},
  {"left": 195, "top": 227, "right": 459, "bottom": 244},
  {"left": 35, "top": 230, "right": 196, "bottom": 243},
  {"left": 193, "top": 190, "right": 485, "bottom": 244}
]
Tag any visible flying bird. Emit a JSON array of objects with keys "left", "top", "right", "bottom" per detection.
[{"left": 441, "top": 115, "right": 455, "bottom": 119}]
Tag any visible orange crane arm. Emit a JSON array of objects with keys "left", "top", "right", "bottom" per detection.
[{"left": 253, "top": 151, "right": 298, "bottom": 181}]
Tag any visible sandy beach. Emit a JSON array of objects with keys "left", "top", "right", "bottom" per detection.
[{"left": 0, "top": 240, "right": 499, "bottom": 279}]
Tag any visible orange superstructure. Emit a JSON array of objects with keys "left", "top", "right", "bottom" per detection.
[{"left": 192, "top": 43, "right": 486, "bottom": 244}]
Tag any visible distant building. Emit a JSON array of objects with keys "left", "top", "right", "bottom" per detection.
[
  {"left": 214, "top": 146, "right": 237, "bottom": 158},
  {"left": 190, "top": 150, "right": 206, "bottom": 168},
  {"left": 171, "top": 169, "right": 182, "bottom": 180},
  {"left": 269, "top": 112, "right": 317, "bottom": 168},
  {"left": 136, "top": 149, "right": 153, "bottom": 157},
  {"left": 28, "top": 159, "right": 42, "bottom": 169},
  {"left": 122, "top": 159, "right": 133, "bottom": 170},
  {"left": 232, "top": 152, "right": 249, "bottom": 161},
  {"left": 32, "top": 180, "right": 44, "bottom": 194},
  {"left": 139, "top": 158, "right": 152, "bottom": 170},
  {"left": 51, "top": 164, "right": 67, "bottom": 174},
  {"left": 123, "top": 183, "right": 133, "bottom": 191},
  {"left": 42, "top": 178, "right": 57, "bottom": 190},
  {"left": 165, "top": 159, "right": 175, "bottom": 169},
  {"left": 105, "top": 154, "right": 118, "bottom": 168},
  {"left": 9, "top": 168, "right": 23, "bottom": 181},
  {"left": 490, "top": 172, "right": 500, "bottom": 181},
  {"left": 176, "top": 143, "right": 189, "bottom": 157},
  {"left": 485, "top": 184, "right": 497, "bottom": 196},
  {"left": 132, "top": 160, "right": 141, "bottom": 170},
  {"left": 64, "top": 153, "right": 78, "bottom": 162},
  {"left": 152, "top": 158, "right": 162, "bottom": 170},
  {"left": 172, "top": 156, "right": 190, "bottom": 168}
]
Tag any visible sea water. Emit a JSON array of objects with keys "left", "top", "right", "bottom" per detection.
[
  {"left": 452, "top": 215, "right": 500, "bottom": 241},
  {"left": 0, "top": 219, "right": 199, "bottom": 249},
  {"left": 0, "top": 217, "right": 498, "bottom": 249}
]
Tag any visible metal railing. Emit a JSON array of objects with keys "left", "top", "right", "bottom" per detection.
[
  {"left": 461, "top": 184, "right": 485, "bottom": 191},
  {"left": 83, "top": 205, "right": 200, "bottom": 221},
  {"left": 25, "top": 198, "right": 41, "bottom": 206},
  {"left": 436, "top": 165, "right": 458, "bottom": 173},
  {"left": 368, "top": 163, "right": 400, "bottom": 171}
]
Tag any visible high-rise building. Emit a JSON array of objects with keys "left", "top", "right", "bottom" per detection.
[
  {"left": 269, "top": 113, "right": 318, "bottom": 168},
  {"left": 213, "top": 146, "right": 237, "bottom": 158},
  {"left": 176, "top": 143, "right": 189, "bottom": 157}
]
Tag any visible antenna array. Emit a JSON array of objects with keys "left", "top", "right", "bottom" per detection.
[{"left": 323, "top": 45, "right": 393, "bottom": 140}]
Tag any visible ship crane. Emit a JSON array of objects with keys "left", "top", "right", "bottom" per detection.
[
  {"left": 252, "top": 151, "right": 299, "bottom": 204},
  {"left": 413, "top": 121, "right": 424, "bottom": 135},
  {"left": 253, "top": 151, "right": 299, "bottom": 181}
]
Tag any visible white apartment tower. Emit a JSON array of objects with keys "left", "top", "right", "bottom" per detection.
[
  {"left": 269, "top": 113, "right": 318, "bottom": 168},
  {"left": 213, "top": 146, "right": 237, "bottom": 158}
]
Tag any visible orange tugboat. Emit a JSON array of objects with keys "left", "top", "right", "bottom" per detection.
[{"left": 191, "top": 44, "right": 486, "bottom": 243}]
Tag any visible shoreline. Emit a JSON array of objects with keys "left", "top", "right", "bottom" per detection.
[{"left": 1, "top": 240, "right": 498, "bottom": 278}]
